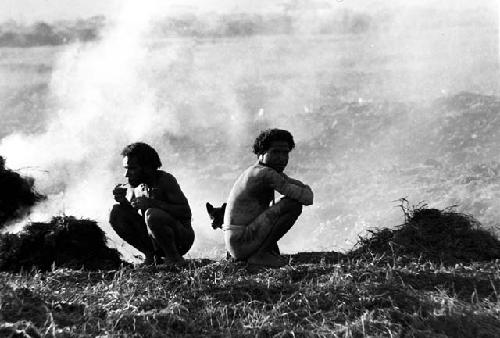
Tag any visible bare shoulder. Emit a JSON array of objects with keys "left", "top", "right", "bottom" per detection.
[
  {"left": 157, "top": 170, "right": 188, "bottom": 203},
  {"left": 249, "top": 163, "right": 275, "bottom": 177},
  {"left": 157, "top": 171, "right": 179, "bottom": 188}
]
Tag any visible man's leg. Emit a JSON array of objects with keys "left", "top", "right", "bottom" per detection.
[
  {"left": 248, "top": 198, "right": 302, "bottom": 267},
  {"left": 260, "top": 197, "right": 302, "bottom": 253},
  {"left": 109, "top": 204, "right": 156, "bottom": 261},
  {"left": 145, "top": 208, "right": 195, "bottom": 264},
  {"left": 270, "top": 242, "right": 280, "bottom": 255}
]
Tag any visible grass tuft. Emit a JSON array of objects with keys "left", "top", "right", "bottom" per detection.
[
  {"left": 0, "top": 158, "right": 46, "bottom": 230},
  {"left": 0, "top": 216, "right": 124, "bottom": 271},
  {"left": 351, "top": 200, "right": 500, "bottom": 264}
]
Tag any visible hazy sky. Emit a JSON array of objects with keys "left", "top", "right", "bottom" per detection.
[
  {"left": 1, "top": 0, "right": 496, "bottom": 23},
  {"left": 0, "top": 0, "right": 279, "bottom": 23},
  {"left": 0, "top": 0, "right": 120, "bottom": 22}
]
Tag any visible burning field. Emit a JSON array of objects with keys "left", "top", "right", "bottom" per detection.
[
  {"left": 0, "top": 3, "right": 498, "bottom": 255},
  {"left": 0, "top": 1, "right": 499, "bottom": 336}
]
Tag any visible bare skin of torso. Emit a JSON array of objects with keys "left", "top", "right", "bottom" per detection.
[
  {"left": 122, "top": 170, "right": 192, "bottom": 226},
  {"left": 224, "top": 162, "right": 313, "bottom": 226}
]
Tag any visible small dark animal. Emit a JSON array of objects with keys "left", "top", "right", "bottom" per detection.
[
  {"left": 206, "top": 202, "right": 280, "bottom": 260},
  {"left": 206, "top": 202, "right": 239, "bottom": 261},
  {"left": 206, "top": 202, "right": 226, "bottom": 229}
]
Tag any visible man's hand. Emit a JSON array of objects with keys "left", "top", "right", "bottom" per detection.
[
  {"left": 131, "top": 196, "right": 153, "bottom": 210},
  {"left": 113, "top": 184, "right": 128, "bottom": 204}
]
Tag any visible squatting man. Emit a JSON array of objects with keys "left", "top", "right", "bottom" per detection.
[
  {"left": 109, "top": 129, "right": 312, "bottom": 268},
  {"left": 223, "top": 129, "right": 314, "bottom": 268},
  {"left": 110, "top": 142, "right": 194, "bottom": 265}
]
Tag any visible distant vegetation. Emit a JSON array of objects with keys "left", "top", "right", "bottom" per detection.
[
  {"left": 0, "top": 16, "right": 105, "bottom": 47},
  {"left": 153, "top": 9, "right": 375, "bottom": 38},
  {"left": 0, "top": 9, "right": 376, "bottom": 48},
  {"left": 0, "top": 2, "right": 494, "bottom": 48},
  {"left": 1, "top": 4, "right": 493, "bottom": 48}
]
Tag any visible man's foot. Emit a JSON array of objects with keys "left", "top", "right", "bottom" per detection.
[
  {"left": 150, "top": 256, "right": 185, "bottom": 271},
  {"left": 144, "top": 254, "right": 164, "bottom": 265},
  {"left": 248, "top": 251, "right": 285, "bottom": 268},
  {"left": 162, "top": 256, "right": 185, "bottom": 266},
  {"left": 270, "top": 242, "right": 280, "bottom": 255},
  {"left": 144, "top": 255, "right": 155, "bottom": 265},
  {"left": 270, "top": 250, "right": 288, "bottom": 267}
]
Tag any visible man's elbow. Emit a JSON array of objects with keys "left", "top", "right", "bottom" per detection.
[
  {"left": 302, "top": 197, "right": 313, "bottom": 206},
  {"left": 185, "top": 206, "right": 192, "bottom": 219},
  {"left": 301, "top": 190, "right": 314, "bottom": 206}
]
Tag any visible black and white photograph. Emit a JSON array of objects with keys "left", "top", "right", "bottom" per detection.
[{"left": 1, "top": 0, "right": 499, "bottom": 336}]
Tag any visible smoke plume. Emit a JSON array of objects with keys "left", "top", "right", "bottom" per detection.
[{"left": 0, "top": 0, "right": 498, "bottom": 259}]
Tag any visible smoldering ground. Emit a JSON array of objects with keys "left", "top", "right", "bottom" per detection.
[{"left": 0, "top": 0, "right": 499, "bottom": 261}]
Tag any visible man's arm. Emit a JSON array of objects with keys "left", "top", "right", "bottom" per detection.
[
  {"left": 263, "top": 168, "right": 314, "bottom": 205},
  {"left": 283, "top": 174, "right": 307, "bottom": 188},
  {"left": 112, "top": 184, "right": 129, "bottom": 204},
  {"left": 283, "top": 173, "right": 314, "bottom": 204}
]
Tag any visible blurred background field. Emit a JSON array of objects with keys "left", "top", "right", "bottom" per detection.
[{"left": 0, "top": 0, "right": 498, "bottom": 260}]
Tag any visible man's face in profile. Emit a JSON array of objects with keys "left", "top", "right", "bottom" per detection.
[
  {"left": 261, "top": 141, "right": 290, "bottom": 173},
  {"left": 122, "top": 155, "right": 143, "bottom": 187}
]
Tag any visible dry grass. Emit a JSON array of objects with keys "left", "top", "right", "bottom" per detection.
[
  {"left": 1, "top": 252, "right": 499, "bottom": 337},
  {"left": 0, "top": 216, "right": 123, "bottom": 272},
  {"left": 351, "top": 200, "right": 500, "bottom": 265},
  {"left": 0, "top": 165, "right": 45, "bottom": 230},
  {"left": 1, "top": 205, "right": 499, "bottom": 336}
]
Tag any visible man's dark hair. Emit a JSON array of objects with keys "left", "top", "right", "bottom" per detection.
[
  {"left": 253, "top": 129, "right": 295, "bottom": 155},
  {"left": 121, "top": 142, "right": 162, "bottom": 169}
]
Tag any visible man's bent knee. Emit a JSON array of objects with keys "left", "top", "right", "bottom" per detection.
[
  {"left": 279, "top": 198, "right": 303, "bottom": 217},
  {"left": 109, "top": 204, "right": 133, "bottom": 230},
  {"left": 144, "top": 208, "right": 176, "bottom": 232},
  {"left": 292, "top": 203, "right": 303, "bottom": 218},
  {"left": 109, "top": 204, "right": 124, "bottom": 220}
]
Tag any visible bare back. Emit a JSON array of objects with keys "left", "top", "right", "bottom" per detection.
[{"left": 224, "top": 162, "right": 313, "bottom": 226}]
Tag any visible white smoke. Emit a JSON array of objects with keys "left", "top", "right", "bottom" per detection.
[
  {"left": 0, "top": 2, "right": 181, "bottom": 250},
  {"left": 0, "top": 0, "right": 253, "bottom": 258},
  {"left": 0, "top": 0, "right": 498, "bottom": 258}
]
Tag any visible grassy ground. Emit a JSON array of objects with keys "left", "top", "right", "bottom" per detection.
[{"left": 1, "top": 252, "right": 499, "bottom": 337}]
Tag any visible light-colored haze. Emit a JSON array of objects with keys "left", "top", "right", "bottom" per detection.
[
  {"left": 0, "top": 0, "right": 120, "bottom": 22},
  {"left": 0, "top": 0, "right": 279, "bottom": 23},
  {"left": 0, "top": 0, "right": 498, "bottom": 259},
  {"left": 1, "top": 0, "right": 495, "bottom": 22}
]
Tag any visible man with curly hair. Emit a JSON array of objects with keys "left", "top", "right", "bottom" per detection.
[
  {"left": 223, "top": 129, "right": 314, "bottom": 268},
  {"left": 109, "top": 142, "right": 194, "bottom": 265}
]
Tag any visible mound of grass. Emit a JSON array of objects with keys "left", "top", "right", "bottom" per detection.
[
  {"left": 0, "top": 155, "right": 46, "bottom": 230},
  {"left": 351, "top": 200, "right": 500, "bottom": 264},
  {"left": 0, "top": 215, "right": 124, "bottom": 271}
]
